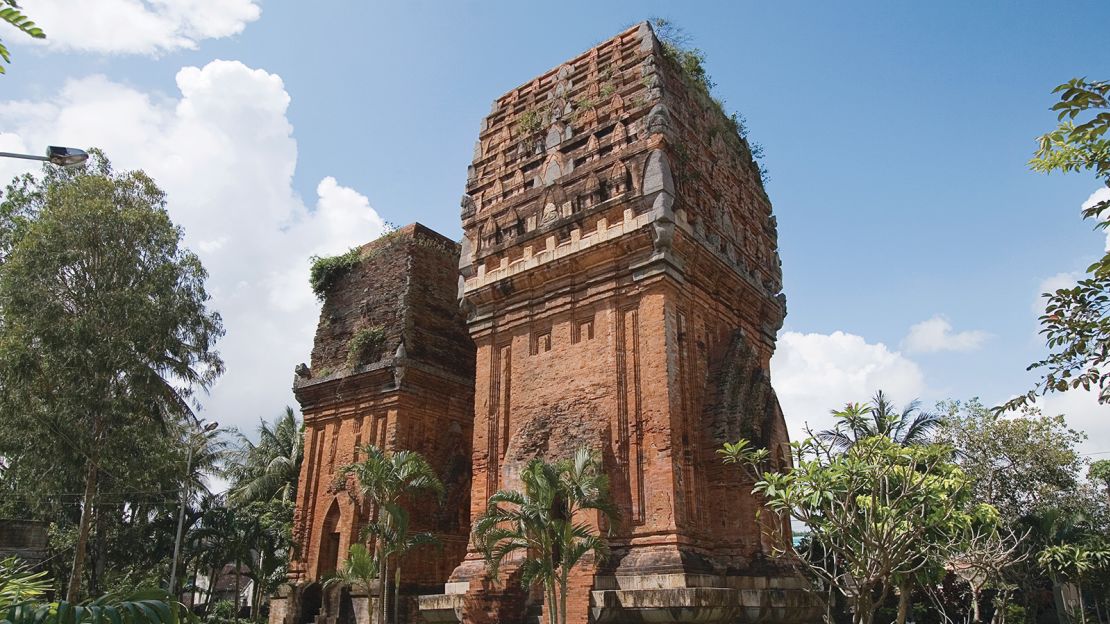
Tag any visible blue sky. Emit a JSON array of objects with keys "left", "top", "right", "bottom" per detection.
[{"left": 2, "top": 1, "right": 1108, "bottom": 457}]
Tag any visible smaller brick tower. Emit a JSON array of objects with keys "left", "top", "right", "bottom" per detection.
[{"left": 270, "top": 224, "right": 475, "bottom": 624}]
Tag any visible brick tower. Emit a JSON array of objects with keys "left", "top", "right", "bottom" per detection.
[
  {"left": 420, "top": 21, "right": 818, "bottom": 624},
  {"left": 271, "top": 224, "right": 475, "bottom": 624}
]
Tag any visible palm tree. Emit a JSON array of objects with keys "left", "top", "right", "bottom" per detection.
[
  {"left": 338, "top": 446, "right": 444, "bottom": 624},
  {"left": 474, "top": 448, "right": 617, "bottom": 624},
  {"left": 323, "top": 544, "right": 379, "bottom": 620},
  {"left": 374, "top": 505, "right": 441, "bottom": 624},
  {"left": 227, "top": 407, "right": 304, "bottom": 505},
  {"left": 816, "top": 391, "right": 941, "bottom": 451}
]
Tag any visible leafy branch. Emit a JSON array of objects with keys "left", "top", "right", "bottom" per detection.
[{"left": 0, "top": 1, "right": 46, "bottom": 75}]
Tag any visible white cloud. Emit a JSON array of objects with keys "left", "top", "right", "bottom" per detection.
[
  {"left": 1082, "top": 187, "right": 1110, "bottom": 252},
  {"left": 771, "top": 331, "right": 926, "bottom": 441},
  {"left": 902, "top": 315, "right": 989, "bottom": 354},
  {"left": 1034, "top": 272, "right": 1079, "bottom": 315},
  {"left": 1020, "top": 389, "right": 1110, "bottom": 460},
  {"left": 19, "top": 0, "right": 260, "bottom": 55},
  {"left": 0, "top": 60, "right": 386, "bottom": 434}
]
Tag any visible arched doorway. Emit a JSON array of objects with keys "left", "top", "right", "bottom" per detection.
[
  {"left": 317, "top": 499, "right": 342, "bottom": 579},
  {"left": 298, "top": 583, "right": 322, "bottom": 624}
]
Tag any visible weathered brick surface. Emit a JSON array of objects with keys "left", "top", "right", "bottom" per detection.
[
  {"left": 278, "top": 224, "right": 475, "bottom": 624},
  {"left": 282, "top": 22, "right": 819, "bottom": 624},
  {"left": 435, "top": 20, "right": 812, "bottom": 624}
]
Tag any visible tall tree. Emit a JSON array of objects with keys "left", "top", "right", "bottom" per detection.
[
  {"left": 337, "top": 446, "right": 443, "bottom": 624},
  {"left": 227, "top": 407, "right": 303, "bottom": 506},
  {"left": 937, "top": 399, "right": 1087, "bottom": 521},
  {"left": 1007, "top": 78, "right": 1110, "bottom": 410},
  {"left": 816, "top": 391, "right": 942, "bottom": 451},
  {"left": 1090, "top": 460, "right": 1110, "bottom": 503},
  {"left": 0, "top": 152, "right": 224, "bottom": 601},
  {"left": 473, "top": 448, "right": 616, "bottom": 624}
]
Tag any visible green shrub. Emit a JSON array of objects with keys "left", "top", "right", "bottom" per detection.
[
  {"left": 308, "top": 248, "right": 361, "bottom": 300},
  {"left": 347, "top": 326, "right": 386, "bottom": 369},
  {"left": 516, "top": 107, "right": 545, "bottom": 136}
]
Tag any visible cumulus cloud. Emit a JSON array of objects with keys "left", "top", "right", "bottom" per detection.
[
  {"left": 771, "top": 331, "right": 926, "bottom": 441},
  {"left": 1015, "top": 389, "right": 1110, "bottom": 459},
  {"left": 1033, "top": 272, "right": 1079, "bottom": 315},
  {"left": 0, "top": 61, "right": 386, "bottom": 433},
  {"left": 1082, "top": 186, "right": 1110, "bottom": 252},
  {"left": 902, "top": 315, "right": 989, "bottom": 354},
  {"left": 20, "top": 0, "right": 260, "bottom": 55}
]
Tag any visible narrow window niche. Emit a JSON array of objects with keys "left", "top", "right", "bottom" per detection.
[
  {"left": 531, "top": 329, "right": 552, "bottom": 355},
  {"left": 573, "top": 317, "right": 595, "bottom": 344}
]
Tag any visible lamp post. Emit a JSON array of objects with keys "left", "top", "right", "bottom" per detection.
[
  {"left": 169, "top": 419, "right": 219, "bottom": 599},
  {"left": 0, "top": 146, "right": 89, "bottom": 167}
]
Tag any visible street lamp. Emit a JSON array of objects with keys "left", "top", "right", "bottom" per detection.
[
  {"left": 169, "top": 419, "right": 220, "bottom": 598},
  {"left": 0, "top": 146, "right": 89, "bottom": 167}
]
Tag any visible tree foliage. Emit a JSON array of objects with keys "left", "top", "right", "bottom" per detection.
[
  {"left": 0, "top": 151, "right": 224, "bottom": 601},
  {"left": 1007, "top": 78, "right": 1110, "bottom": 410},
  {"left": 226, "top": 407, "right": 303, "bottom": 506},
  {"left": 937, "top": 399, "right": 1086, "bottom": 521},
  {"left": 1, "top": 558, "right": 191, "bottom": 624},
  {"left": 0, "top": 1, "right": 45, "bottom": 75},
  {"left": 721, "top": 424, "right": 987, "bottom": 624},
  {"left": 473, "top": 448, "right": 616, "bottom": 624},
  {"left": 816, "top": 392, "right": 942, "bottom": 451},
  {"left": 938, "top": 399, "right": 1109, "bottom": 622},
  {"left": 336, "top": 446, "right": 444, "bottom": 624}
]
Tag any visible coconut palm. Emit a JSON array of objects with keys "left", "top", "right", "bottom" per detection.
[
  {"left": 816, "top": 391, "right": 942, "bottom": 451},
  {"left": 338, "top": 446, "right": 444, "bottom": 624},
  {"left": 227, "top": 407, "right": 303, "bottom": 505},
  {"left": 474, "top": 448, "right": 617, "bottom": 624}
]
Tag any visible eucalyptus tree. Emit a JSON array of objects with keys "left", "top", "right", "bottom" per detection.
[
  {"left": 473, "top": 448, "right": 616, "bottom": 624},
  {"left": 337, "top": 446, "right": 443, "bottom": 624},
  {"left": 0, "top": 151, "right": 225, "bottom": 601}
]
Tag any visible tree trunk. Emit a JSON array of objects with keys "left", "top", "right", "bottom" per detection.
[
  {"left": 66, "top": 417, "right": 101, "bottom": 603},
  {"left": 251, "top": 550, "right": 264, "bottom": 621},
  {"left": 895, "top": 581, "right": 911, "bottom": 624},
  {"left": 191, "top": 567, "right": 199, "bottom": 610},
  {"left": 545, "top": 578, "right": 557, "bottom": 624},
  {"left": 92, "top": 502, "right": 107, "bottom": 597},
  {"left": 559, "top": 574, "right": 568, "bottom": 624},
  {"left": 1078, "top": 580, "right": 1087, "bottom": 624},
  {"left": 235, "top": 556, "right": 242, "bottom": 616},
  {"left": 378, "top": 557, "right": 388, "bottom": 624},
  {"left": 393, "top": 565, "right": 401, "bottom": 624},
  {"left": 971, "top": 586, "right": 982, "bottom": 623}
]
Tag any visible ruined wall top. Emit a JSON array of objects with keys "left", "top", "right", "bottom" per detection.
[
  {"left": 302, "top": 223, "right": 474, "bottom": 384},
  {"left": 457, "top": 21, "right": 783, "bottom": 312}
]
